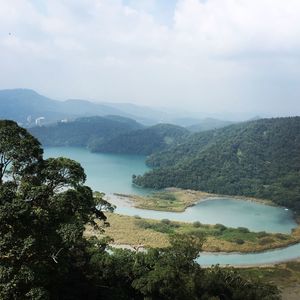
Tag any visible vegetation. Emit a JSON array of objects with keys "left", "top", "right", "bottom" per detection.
[
  {"left": 0, "top": 120, "right": 280, "bottom": 299},
  {"left": 239, "top": 261, "right": 300, "bottom": 300},
  {"left": 116, "top": 189, "right": 213, "bottom": 212},
  {"left": 30, "top": 115, "right": 143, "bottom": 147},
  {"left": 86, "top": 212, "right": 300, "bottom": 253},
  {"left": 133, "top": 117, "right": 300, "bottom": 212},
  {"left": 92, "top": 123, "right": 189, "bottom": 155},
  {"left": 187, "top": 118, "right": 234, "bottom": 132}
]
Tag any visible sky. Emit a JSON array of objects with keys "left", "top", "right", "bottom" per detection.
[{"left": 0, "top": 0, "right": 300, "bottom": 117}]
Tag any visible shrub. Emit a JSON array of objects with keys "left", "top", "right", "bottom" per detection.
[
  {"left": 193, "top": 221, "right": 202, "bottom": 228},
  {"left": 237, "top": 227, "right": 250, "bottom": 233},
  {"left": 257, "top": 231, "right": 268, "bottom": 238},
  {"left": 215, "top": 224, "right": 227, "bottom": 231},
  {"left": 161, "top": 219, "right": 171, "bottom": 225},
  {"left": 188, "top": 230, "right": 205, "bottom": 238},
  {"left": 234, "top": 239, "right": 245, "bottom": 245}
]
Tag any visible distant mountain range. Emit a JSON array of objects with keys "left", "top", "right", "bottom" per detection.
[
  {"left": 0, "top": 88, "right": 245, "bottom": 128},
  {"left": 0, "top": 89, "right": 163, "bottom": 125}
]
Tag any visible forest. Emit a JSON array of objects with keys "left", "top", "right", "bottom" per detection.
[
  {"left": 133, "top": 117, "right": 300, "bottom": 212},
  {"left": 29, "top": 115, "right": 143, "bottom": 148},
  {"left": 92, "top": 123, "right": 189, "bottom": 155},
  {"left": 0, "top": 120, "right": 279, "bottom": 299}
]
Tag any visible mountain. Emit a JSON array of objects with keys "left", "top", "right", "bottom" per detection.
[
  {"left": 187, "top": 118, "right": 235, "bottom": 132},
  {"left": 29, "top": 115, "right": 143, "bottom": 148},
  {"left": 0, "top": 89, "right": 166, "bottom": 126},
  {"left": 0, "top": 88, "right": 214, "bottom": 126},
  {"left": 0, "top": 89, "right": 65, "bottom": 124},
  {"left": 133, "top": 117, "right": 300, "bottom": 211},
  {"left": 92, "top": 123, "right": 190, "bottom": 155}
]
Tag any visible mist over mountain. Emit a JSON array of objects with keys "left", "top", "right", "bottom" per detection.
[{"left": 0, "top": 89, "right": 251, "bottom": 127}]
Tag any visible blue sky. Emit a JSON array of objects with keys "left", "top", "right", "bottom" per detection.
[{"left": 0, "top": 0, "right": 300, "bottom": 117}]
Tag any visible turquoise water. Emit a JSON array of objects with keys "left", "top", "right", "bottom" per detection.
[
  {"left": 111, "top": 197, "right": 296, "bottom": 234},
  {"left": 44, "top": 147, "right": 152, "bottom": 195},
  {"left": 44, "top": 146, "right": 300, "bottom": 265},
  {"left": 197, "top": 243, "right": 300, "bottom": 266},
  {"left": 44, "top": 147, "right": 296, "bottom": 233}
]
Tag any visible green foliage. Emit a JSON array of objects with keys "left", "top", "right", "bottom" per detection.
[
  {"left": 0, "top": 120, "right": 43, "bottom": 184},
  {"left": 193, "top": 221, "right": 202, "bottom": 228},
  {"left": 133, "top": 117, "right": 300, "bottom": 211},
  {"left": 30, "top": 115, "right": 143, "bottom": 148},
  {"left": 89, "top": 234, "right": 279, "bottom": 300},
  {"left": 0, "top": 121, "right": 110, "bottom": 299},
  {"left": 237, "top": 227, "right": 250, "bottom": 233},
  {"left": 136, "top": 219, "right": 177, "bottom": 234},
  {"left": 234, "top": 239, "right": 245, "bottom": 245},
  {"left": 93, "top": 123, "right": 189, "bottom": 155}
]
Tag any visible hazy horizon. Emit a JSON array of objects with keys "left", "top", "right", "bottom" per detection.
[{"left": 1, "top": 0, "right": 300, "bottom": 117}]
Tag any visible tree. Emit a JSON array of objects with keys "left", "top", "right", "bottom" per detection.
[
  {"left": 0, "top": 121, "right": 110, "bottom": 299},
  {"left": 0, "top": 120, "right": 43, "bottom": 184}
]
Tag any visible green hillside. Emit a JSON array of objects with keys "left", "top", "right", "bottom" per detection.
[
  {"left": 133, "top": 117, "right": 300, "bottom": 211},
  {"left": 92, "top": 123, "right": 190, "bottom": 155},
  {"left": 187, "top": 118, "right": 235, "bottom": 132},
  {"left": 29, "top": 115, "right": 143, "bottom": 148}
]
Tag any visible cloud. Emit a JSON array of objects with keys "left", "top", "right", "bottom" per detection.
[{"left": 0, "top": 0, "right": 299, "bottom": 116}]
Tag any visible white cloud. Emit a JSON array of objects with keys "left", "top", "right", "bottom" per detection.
[{"left": 0, "top": 0, "right": 299, "bottom": 116}]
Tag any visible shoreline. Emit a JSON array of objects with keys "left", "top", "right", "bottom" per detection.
[
  {"left": 101, "top": 190, "right": 300, "bottom": 258},
  {"left": 107, "top": 242, "right": 300, "bottom": 268},
  {"left": 109, "top": 188, "right": 289, "bottom": 214}
]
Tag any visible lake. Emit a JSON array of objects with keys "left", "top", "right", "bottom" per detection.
[
  {"left": 44, "top": 146, "right": 300, "bottom": 265},
  {"left": 44, "top": 146, "right": 296, "bottom": 233},
  {"left": 44, "top": 146, "right": 152, "bottom": 195}
]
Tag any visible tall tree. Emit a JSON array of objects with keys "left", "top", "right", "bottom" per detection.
[
  {"left": 0, "top": 121, "right": 110, "bottom": 299},
  {"left": 0, "top": 120, "right": 43, "bottom": 184}
]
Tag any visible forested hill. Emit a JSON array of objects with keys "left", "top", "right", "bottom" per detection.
[
  {"left": 29, "top": 115, "right": 143, "bottom": 148},
  {"left": 133, "top": 117, "right": 300, "bottom": 211},
  {"left": 187, "top": 118, "right": 234, "bottom": 132},
  {"left": 91, "top": 123, "right": 190, "bottom": 155}
]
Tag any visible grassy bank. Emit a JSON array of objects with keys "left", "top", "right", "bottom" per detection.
[
  {"left": 239, "top": 261, "right": 300, "bottom": 300},
  {"left": 114, "top": 188, "right": 275, "bottom": 213},
  {"left": 85, "top": 212, "right": 300, "bottom": 253}
]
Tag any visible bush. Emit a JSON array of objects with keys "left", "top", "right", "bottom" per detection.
[
  {"left": 136, "top": 220, "right": 151, "bottom": 229},
  {"left": 161, "top": 219, "right": 171, "bottom": 225},
  {"left": 215, "top": 224, "right": 227, "bottom": 231},
  {"left": 188, "top": 230, "right": 205, "bottom": 238},
  {"left": 237, "top": 227, "right": 250, "bottom": 233},
  {"left": 134, "top": 215, "right": 141, "bottom": 219},
  {"left": 234, "top": 239, "right": 245, "bottom": 245},
  {"left": 193, "top": 221, "right": 202, "bottom": 228},
  {"left": 257, "top": 231, "right": 268, "bottom": 238}
]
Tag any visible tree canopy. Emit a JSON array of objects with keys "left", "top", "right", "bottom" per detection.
[{"left": 134, "top": 117, "right": 300, "bottom": 211}]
